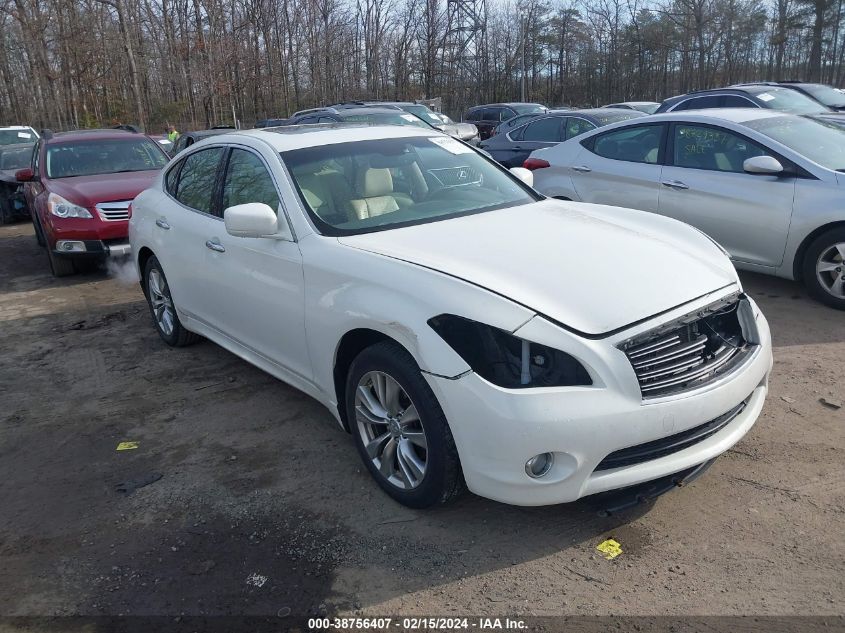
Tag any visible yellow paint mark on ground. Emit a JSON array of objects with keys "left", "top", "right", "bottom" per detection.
[
  {"left": 116, "top": 441, "right": 139, "bottom": 451},
  {"left": 597, "top": 538, "right": 623, "bottom": 560}
]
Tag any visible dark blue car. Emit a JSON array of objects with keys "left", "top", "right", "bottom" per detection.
[{"left": 477, "top": 108, "right": 646, "bottom": 168}]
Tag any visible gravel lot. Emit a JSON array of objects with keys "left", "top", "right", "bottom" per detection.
[{"left": 0, "top": 220, "right": 843, "bottom": 622}]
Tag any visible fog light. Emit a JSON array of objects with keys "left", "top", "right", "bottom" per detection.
[
  {"left": 525, "top": 452, "right": 554, "bottom": 478},
  {"left": 56, "top": 240, "right": 86, "bottom": 253}
]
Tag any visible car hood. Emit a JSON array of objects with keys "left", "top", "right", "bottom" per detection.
[
  {"left": 338, "top": 200, "right": 738, "bottom": 336},
  {"left": 48, "top": 170, "right": 160, "bottom": 207}
]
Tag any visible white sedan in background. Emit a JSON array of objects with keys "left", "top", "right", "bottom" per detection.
[
  {"left": 130, "top": 124, "right": 771, "bottom": 508},
  {"left": 526, "top": 108, "right": 845, "bottom": 310}
]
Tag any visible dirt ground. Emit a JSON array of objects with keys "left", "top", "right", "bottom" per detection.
[{"left": 0, "top": 220, "right": 843, "bottom": 624}]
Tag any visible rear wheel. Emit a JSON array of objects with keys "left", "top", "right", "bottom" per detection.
[
  {"left": 143, "top": 255, "right": 199, "bottom": 346},
  {"left": 802, "top": 227, "right": 845, "bottom": 310},
  {"left": 346, "top": 340, "right": 464, "bottom": 508}
]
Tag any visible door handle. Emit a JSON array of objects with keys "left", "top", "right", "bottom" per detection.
[
  {"left": 155, "top": 218, "right": 171, "bottom": 230},
  {"left": 205, "top": 239, "right": 225, "bottom": 253},
  {"left": 572, "top": 165, "right": 592, "bottom": 173},
  {"left": 662, "top": 180, "right": 689, "bottom": 190}
]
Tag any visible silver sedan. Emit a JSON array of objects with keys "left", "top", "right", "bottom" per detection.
[{"left": 527, "top": 108, "right": 845, "bottom": 309}]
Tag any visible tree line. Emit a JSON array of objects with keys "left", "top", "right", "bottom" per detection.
[{"left": 1, "top": 0, "right": 843, "bottom": 132}]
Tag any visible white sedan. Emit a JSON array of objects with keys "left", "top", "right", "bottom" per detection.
[{"left": 129, "top": 124, "right": 772, "bottom": 508}]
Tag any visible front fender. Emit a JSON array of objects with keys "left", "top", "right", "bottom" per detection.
[{"left": 300, "top": 235, "right": 536, "bottom": 404}]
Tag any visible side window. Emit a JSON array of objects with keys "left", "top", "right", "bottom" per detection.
[
  {"left": 221, "top": 148, "right": 280, "bottom": 214},
  {"left": 722, "top": 95, "right": 759, "bottom": 108},
  {"left": 165, "top": 160, "right": 182, "bottom": 196},
  {"left": 565, "top": 118, "right": 597, "bottom": 140},
  {"left": 521, "top": 117, "right": 564, "bottom": 142},
  {"left": 591, "top": 125, "right": 663, "bottom": 164},
  {"left": 673, "top": 125, "right": 767, "bottom": 173},
  {"left": 318, "top": 116, "right": 334, "bottom": 123},
  {"left": 482, "top": 108, "right": 501, "bottom": 122},
  {"left": 674, "top": 95, "right": 722, "bottom": 111},
  {"left": 174, "top": 147, "right": 224, "bottom": 214}
]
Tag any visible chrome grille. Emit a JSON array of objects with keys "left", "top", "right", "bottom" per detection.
[
  {"left": 621, "top": 295, "right": 755, "bottom": 399},
  {"left": 95, "top": 200, "right": 131, "bottom": 221}
]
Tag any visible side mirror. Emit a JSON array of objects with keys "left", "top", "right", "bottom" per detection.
[
  {"left": 224, "top": 203, "right": 290, "bottom": 239},
  {"left": 509, "top": 166, "right": 534, "bottom": 188},
  {"left": 15, "top": 168, "right": 34, "bottom": 182},
  {"left": 743, "top": 155, "right": 783, "bottom": 175}
]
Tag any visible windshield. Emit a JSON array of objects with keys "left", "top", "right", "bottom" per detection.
[
  {"left": 0, "top": 145, "right": 34, "bottom": 170},
  {"left": 743, "top": 115, "right": 845, "bottom": 170},
  {"left": 795, "top": 84, "right": 845, "bottom": 109},
  {"left": 0, "top": 128, "right": 36, "bottom": 146},
  {"left": 341, "top": 112, "right": 432, "bottom": 129},
  {"left": 748, "top": 87, "right": 830, "bottom": 115},
  {"left": 399, "top": 104, "right": 445, "bottom": 125},
  {"left": 282, "top": 136, "right": 538, "bottom": 236},
  {"left": 511, "top": 104, "right": 547, "bottom": 115},
  {"left": 46, "top": 138, "right": 168, "bottom": 178}
]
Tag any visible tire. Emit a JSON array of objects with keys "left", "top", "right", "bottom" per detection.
[
  {"left": 33, "top": 214, "right": 46, "bottom": 247},
  {"left": 143, "top": 255, "right": 199, "bottom": 346},
  {"left": 47, "top": 248, "right": 75, "bottom": 277},
  {"left": 345, "top": 340, "right": 464, "bottom": 508},
  {"left": 0, "top": 192, "right": 12, "bottom": 225},
  {"left": 802, "top": 227, "right": 845, "bottom": 310}
]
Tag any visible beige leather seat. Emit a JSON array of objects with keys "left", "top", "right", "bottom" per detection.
[{"left": 350, "top": 168, "right": 412, "bottom": 220}]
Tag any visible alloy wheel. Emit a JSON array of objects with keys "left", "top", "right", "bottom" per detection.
[
  {"left": 815, "top": 242, "right": 845, "bottom": 299},
  {"left": 354, "top": 370, "right": 428, "bottom": 490},
  {"left": 148, "top": 268, "right": 175, "bottom": 336}
]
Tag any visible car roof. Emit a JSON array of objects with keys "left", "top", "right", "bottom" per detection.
[
  {"left": 337, "top": 107, "right": 409, "bottom": 116},
  {"left": 200, "top": 124, "right": 439, "bottom": 152},
  {"left": 185, "top": 129, "right": 230, "bottom": 138},
  {"left": 619, "top": 108, "right": 788, "bottom": 124},
  {"left": 0, "top": 125, "right": 36, "bottom": 130},
  {"left": 46, "top": 129, "right": 142, "bottom": 143}
]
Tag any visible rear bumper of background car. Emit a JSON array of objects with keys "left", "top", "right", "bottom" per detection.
[{"left": 425, "top": 303, "right": 772, "bottom": 507}]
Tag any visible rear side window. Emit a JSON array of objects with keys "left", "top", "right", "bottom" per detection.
[
  {"left": 521, "top": 117, "right": 565, "bottom": 142},
  {"left": 482, "top": 108, "right": 502, "bottom": 122},
  {"left": 674, "top": 95, "right": 722, "bottom": 111},
  {"left": 221, "top": 149, "right": 280, "bottom": 214},
  {"left": 174, "top": 147, "right": 224, "bottom": 214},
  {"left": 590, "top": 125, "right": 663, "bottom": 164}
]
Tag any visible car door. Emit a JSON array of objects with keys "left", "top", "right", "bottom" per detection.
[
  {"left": 568, "top": 123, "right": 666, "bottom": 211},
  {"left": 203, "top": 146, "right": 311, "bottom": 381},
  {"left": 158, "top": 146, "right": 227, "bottom": 323},
  {"left": 657, "top": 122, "right": 795, "bottom": 268},
  {"left": 24, "top": 140, "right": 45, "bottom": 226},
  {"left": 499, "top": 116, "right": 565, "bottom": 167}
]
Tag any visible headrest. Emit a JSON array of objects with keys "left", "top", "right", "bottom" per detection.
[{"left": 357, "top": 168, "right": 393, "bottom": 197}]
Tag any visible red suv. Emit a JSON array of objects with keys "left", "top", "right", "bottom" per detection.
[{"left": 16, "top": 129, "right": 168, "bottom": 276}]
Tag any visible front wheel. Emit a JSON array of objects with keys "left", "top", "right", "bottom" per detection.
[
  {"left": 802, "top": 228, "right": 845, "bottom": 310},
  {"left": 143, "top": 255, "right": 199, "bottom": 346},
  {"left": 345, "top": 341, "right": 464, "bottom": 508}
]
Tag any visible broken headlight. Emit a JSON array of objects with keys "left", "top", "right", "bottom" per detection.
[{"left": 428, "top": 314, "right": 592, "bottom": 388}]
